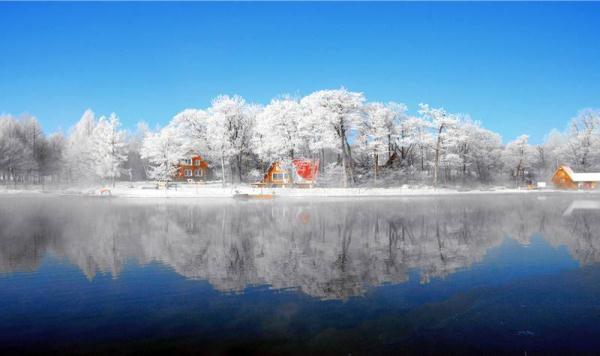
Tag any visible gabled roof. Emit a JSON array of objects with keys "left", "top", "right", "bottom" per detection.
[{"left": 560, "top": 165, "right": 600, "bottom": 182}]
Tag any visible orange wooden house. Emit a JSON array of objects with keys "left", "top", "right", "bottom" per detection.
[
  {"left": 551, "top": 165, "right": 600, "bottom": 190},
  {"left": 254, "top": 162, "right": 293, "bottom": 187},
  {"left": 253, "top": 160, "right": 319, "bottom": 188},
  {"left": 175, "top": 154, "right": 209, "bottom": 182}
]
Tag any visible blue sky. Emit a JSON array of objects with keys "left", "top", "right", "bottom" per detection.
[{"left": 1, "top": 2, "right": 599, "bottom": 143}]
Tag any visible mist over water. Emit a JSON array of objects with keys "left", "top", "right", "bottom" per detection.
[{"left": 1, "top": 195, "right": 600, "bottom": 353}]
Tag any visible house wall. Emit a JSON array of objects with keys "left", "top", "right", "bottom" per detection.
[
  {"left": 552, "top": 167, "right": 576, "bottom": 189},
  {"left": 261, "top": 163, "right": 292, "bottom": 186},
  {"left": 551, "top": 167, "right": 598, "bottom": 190},
  {"left": 175, "top": 156, "right": 209, "bottom": 181}
]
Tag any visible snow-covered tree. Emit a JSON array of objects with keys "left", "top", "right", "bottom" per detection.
[
  {"left": 542, "top": 129, "right": 567, "bottom": 173},
  {"left": 172, "top": 109, "right": 210, "bottom": 153},
  {"left": 301, "top": 88, "right": 365, "bottom": 187},
  {"left": 360, "top": 102, "right": 403, "bottom": 182},
  {"left": 502, "top": 134, "right": 536, "bottom": 186},
  {"left": 466, "top": 125, "right": 503, "bottom": 182},
  {"left": 124, "top": 121, "right": 150, "bottom": 181},
  {"left": 91, "top": 113, "right": 128, "bottom": 186},
  {"left": 64, "top": 109, "right": 97, "bottom": 182},
  {"left": 418, "top": 104, "right": 459, "bottom": 187},
  {"left": 207, "top": 95, "right": 257, "bottom": 184},
  {"left": 562, "top": 109, "right": 600, "bottom": 171},
  {"left": 140, "top": 125, "right": 187, "bottom": 182},
  {"left": 253, "top": 97, "right": 303, "bottom": 163},
  {"left": 0, "top": 116, "right": 34, "bottom": 184}
]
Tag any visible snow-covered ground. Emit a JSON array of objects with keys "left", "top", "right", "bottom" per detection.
[{"left": 1, "top": 181, "right": 598, "bottom": 198}]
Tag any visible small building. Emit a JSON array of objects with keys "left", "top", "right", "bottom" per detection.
[
  {"left": 551, "top": 165, "right": 600, "bottom": 190},
  {"left": 256, "top": 162, "right": 293, "bottom": 187},
  {"left": 175, "top": 153, "right": 209, "bottom": 182},
  {"left": 253, "top": 160, "right": 319, "bottom": 188}
]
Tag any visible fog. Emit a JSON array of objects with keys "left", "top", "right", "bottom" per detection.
[{"left": 1, "top": 195, "right": 599, "bottom": 300}]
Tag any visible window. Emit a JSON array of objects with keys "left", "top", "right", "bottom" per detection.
[
  {"left": 194, "top": 160, "right": 201, "bottom": 166},
  {"left": 184, "top": 169, "right": 193, "bottom": 177},
  {"left": 195, "top": 169, "right": 203, "bottom": 177},
  {"left": 272, "top": 173, "right": 288, "bottom": 181},
  {"left": 182, "top": 158, "right": 192, "bottom": 165}
]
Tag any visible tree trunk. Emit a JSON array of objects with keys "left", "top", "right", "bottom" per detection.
[
  {"left": 341, "top": 131, "right": 348, "bottom": 188},
  {"left": 237, "top": 154, "right": 242, "bottom": 183},
  {"left": 373, "top": 152, "right": 378, "bottom": 185},
  {"left": 434, "top": 127, "right": 443, "bottom": 188},
  {"left": 220, "top": 153, "right": 226, "bottom": 187}
]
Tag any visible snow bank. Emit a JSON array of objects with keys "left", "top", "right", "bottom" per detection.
[{"left": 3, "top": 181, "right": 598, "bottom": 199}]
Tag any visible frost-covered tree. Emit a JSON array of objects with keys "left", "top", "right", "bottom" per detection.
[
  {"left": 502, "top": 135, "right": 536, "bottom": 186},
  {"left": 360, "top": 102, "right": 403, "bottom": 182},
  {"left": 140, "top": 125, "right": 187, "bottom": 182},
  {"left": 253, "top": 97, "right": 303, "bottom": 163},
  {"left": 172, "top": 109, "right": 210, "bottom": 153},
  {"left": 562, "top": 109, "right": 600, "bottom": 171},
  {"left": 91, "top": 113, "right": 128, "bottom": 186},
  {"left": 466, "top": 125, "right": 503, "bottom": 182},
  {"left": 419, "top": 104, "right": 459, "bottom": 187},
  {"left": 542, "top": 129, "right": 567, "bottom": 174},
  {"left": 0, "top": 116, "right": 34, "bottom": 185},
  {"left": 45, "top": 133, "right": 66, "bottom": 182},
  {"left": 124, "top": 121, "right": 150, "bottom": 181},
  {"left": 64, "top": 109, "right": 97, "bottom": 182},
  {"left": 207, "top": 95, "right": 257, "bottom": 184},
  {"left": 301, "top": 88, "right": 365, "bottom": 187}
]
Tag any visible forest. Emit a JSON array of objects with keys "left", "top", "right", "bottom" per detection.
[{"left": 1, "top": 88, "right": 599, "bottom": 188}]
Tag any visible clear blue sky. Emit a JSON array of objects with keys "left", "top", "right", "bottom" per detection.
[{"left": 1, "top": 2, "right": 599, "bottom": 143}]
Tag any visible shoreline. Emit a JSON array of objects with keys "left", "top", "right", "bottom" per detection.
[{"left": 2, "top": 184, "right": 599, "bottom": 199}]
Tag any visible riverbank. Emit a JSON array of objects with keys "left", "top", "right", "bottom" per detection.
[{"left": 1, "top": 182, "right": 598, "bottom": 198}]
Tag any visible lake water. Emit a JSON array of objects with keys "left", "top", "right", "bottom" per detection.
[{"left": 1, "top": 194, "right": 600, "bottom": 354}]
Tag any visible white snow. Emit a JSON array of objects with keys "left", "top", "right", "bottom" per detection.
[{"left": 2, "top": 182, "right": 596, "bottom": 199}]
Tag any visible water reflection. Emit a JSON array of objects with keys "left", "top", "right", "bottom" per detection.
[{"left": 1, "top": 195, "right": 599, "bottom": 299}]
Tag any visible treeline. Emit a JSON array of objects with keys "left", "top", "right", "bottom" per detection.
[{"left": 1, "top": 88, "right": 600, "bottom": 187}]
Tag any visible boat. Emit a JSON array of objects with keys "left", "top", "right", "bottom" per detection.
[{"left": 233, "top": 193, "right": 276, "bottom": 201}]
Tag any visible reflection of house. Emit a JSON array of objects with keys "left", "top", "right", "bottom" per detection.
[
  {"left": 551, "top": 165, "right": 600, "bottom": 190},
  {"left": 562, "top": 200, "right": 600, "bottom": 216},
  {"left": 175, "top": 153, "right": 209, "bottom": 181}
]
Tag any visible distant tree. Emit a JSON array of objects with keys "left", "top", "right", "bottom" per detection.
[
  {"left": 124, "top": 121, "right": 150, "bottom": 181},
  {"left": 502, "top": 135, "right": 536, "bottom": 186},
  {"left": 45, "top": 133, "right": 66, "bottom": 182},
  {"left": 253, "top": 97, "right": 303, "bottom": 164},
  {"left": 207, "top": 95, "right": 257, "bottom": 184},
  {"left": 418, "top": 104, "right": 459, "bottom": 188},
  {"left": 360, "top": 102, "right": 401, "bottom": 183},
  {"left": 563, "top": 109, "right": 600, "bottom": 171},
  {"left": 91, "top": 113, "right": 128, "bottom": 187},
  {"left": 64, "top": 109, "right": 97, "bottom": 183},
  {"left": 0, "top": 116, "right": 34, "bottom": 185},
  {"left": 301, "top": 88, "right": 365, "bottom": 187},
  {"left": 140, "top": 125, "right": 187, "bottom": 183}
]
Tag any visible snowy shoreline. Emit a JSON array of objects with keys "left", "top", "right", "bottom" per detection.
[{"left": 2, "top": 183, "right": 599, "bottom": 199}]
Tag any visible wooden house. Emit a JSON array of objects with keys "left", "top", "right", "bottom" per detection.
[
  {"left": 254, "top": 162, "right": 293, "bottom": 187},
  {"left": 551, "top": 165, "right": 600, "bottom": 190},
  {"left": 174, "top": 153, "right": 209, "bottom": 182},
  {"left": 252, "top": 160, "right": 319, "bottom": 188}
]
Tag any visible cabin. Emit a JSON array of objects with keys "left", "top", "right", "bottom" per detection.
[
  {"left": 254, "top": 162, "right": 293, "bottom": 187},
  {"left": 253, "top": 160, "right": 320, "bottom": 188},
  {"left": 291, "top": 159, "right": 319, "bottom": 188},
  {"left": 174, "top": 153, "right": 209, "bottom": 182},
  {"left": 551, "top": 165, "right": 600, "bottom": 190}
]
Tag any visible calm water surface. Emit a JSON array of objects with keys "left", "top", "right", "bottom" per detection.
[{"left": 1, "top": 194, "right": 600, "bottom": 354}]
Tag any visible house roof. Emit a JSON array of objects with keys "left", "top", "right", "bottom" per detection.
[{"left": 561, "top": 165, "right": 600, "bottom": 182}]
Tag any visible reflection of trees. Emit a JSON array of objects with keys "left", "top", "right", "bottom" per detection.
[{"left": 1, "top": 195, "right": 600, "bottom": 299}]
